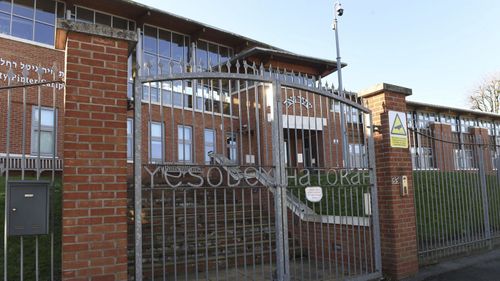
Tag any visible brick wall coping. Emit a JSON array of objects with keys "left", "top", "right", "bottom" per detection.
[
  {"left": 358, "top": 82, "right": 412, "bottom": 98},
  {"left": 58, "top": 20, "right": 137, "bottom": 43}
]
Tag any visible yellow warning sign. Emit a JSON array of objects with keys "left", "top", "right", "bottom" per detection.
[
  {"left": 391, "top": 114, "right": 406, "bottom": 136},
  {"left": 388, "top": 111, "right": 408, "bottom": 148}
]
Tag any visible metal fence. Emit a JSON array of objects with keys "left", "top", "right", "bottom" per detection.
[
  {"left": 130, "top": 34, "right": 381, "bottom": 281},
  {"left": 411, "top": 127, "right": 500, "bottom": 265},
  {"left": 0, "top": 65, "right": 63, "bottom": 280}
]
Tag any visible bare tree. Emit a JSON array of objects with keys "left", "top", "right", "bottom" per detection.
[{"left": 469, "top": 74, "right": 500, "bottom": 113}]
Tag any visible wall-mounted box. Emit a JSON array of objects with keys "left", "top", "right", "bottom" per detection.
[{"left": 7, "top": 181, "right": 50, "bottom": 236}]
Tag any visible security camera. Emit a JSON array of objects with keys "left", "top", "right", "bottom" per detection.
[{"left": 336, "top": 3, "right": 344, "bottom": 16}]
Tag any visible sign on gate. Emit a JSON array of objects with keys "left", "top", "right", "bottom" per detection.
[{"left": 388, "top": 111, "right": 408, "bottom": 148}]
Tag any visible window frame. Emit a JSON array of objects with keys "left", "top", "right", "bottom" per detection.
[
  {"left": 178, "top": 125, "right": 193, "bottom": 163},
  {"left": 149, "top": 121, "right": 163, "bottom": 163},
  {"left": 127, "top": 118, "right": 133, "bottom": 161},
  {"left": 0, "top": 0, "right": 64, "bottom": 46},
  {"left": 204, "top": 128, "right": 215, "bottom": 164},
  {"left": 31, "top": 105, "right": 56, "bottom": 156}
]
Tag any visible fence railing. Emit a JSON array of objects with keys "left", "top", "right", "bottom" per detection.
[{"left": 411, "top": 128, "right": 500, "bottom": 265}]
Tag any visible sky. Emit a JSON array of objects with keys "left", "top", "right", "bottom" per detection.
[{"left": 135, "top": 0, "right": 500, "bottom": 109}]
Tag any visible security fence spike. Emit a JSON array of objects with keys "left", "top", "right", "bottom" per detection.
[
  {"left": 7, "top": 67, "right": 15, "bottom": 80},
  {"left": 158, "top": 61, "right": 164, "bottom": 75},
  {"left": 36, "top": 64, "right": 44, "bottom": 77},
  {"left": 22, "top": 67, "right": 29, "bottom": 79},
  {"left": 169, "top": 60, "right": 174, "bottom": 74},
  {"left": 235, "top": 60, "right": 240, "bottom": 72}
]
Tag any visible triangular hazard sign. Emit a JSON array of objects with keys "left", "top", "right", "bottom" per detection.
[{"left": 391, "top": 114, "right": 406, "bottom": 136}]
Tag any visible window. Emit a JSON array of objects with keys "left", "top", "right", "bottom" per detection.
[
  {"left": 204, "top": 129, "right": 215, "bottom": 163},
  {"left": 196, "top": 40, "right": 232, "bottom": 71},
  {"left": 149, "top": 122, "right": 163, "bottom": 162},
  {"left": 349, "top": 143, "right": 367, "bottom": 169},
  {"left": 31, "top": 106, "right": 55, "bottom": 155},
  {"left": 346, "top": 106, "right": 360, "bottom": 124},
  {"left": 72, "top": 6, "right": 135, "bottom": 30},
  {"left": 411, "top": 147, "right": 434, "bottom": 170},
  {"left": 492, "top": 148, "right": 498, "bottom": 170},
  {"left": 407, "top": 112, "right": 414, "bottom": 129},
  {"left": 127, "top": 119, "right": 133, "bottom": 161},
  {"left": 0, "top": 0, "right": 64, "bottom": 45},
  {"left": 127, "top": 54, "right": 134, "bottom": 99},
  {"left": 416, "top": 112, "right": 437, "bottom": 129},
  {"left": 178, "top": 126, "right": 192, "bottom": 162},
  {"left": 454, "top": 149, "right": 475, "bottom": 170},
  {"left": 143, "top": 24, "right": 189, "bottom": 75},
  {"left": 226, "top": 133, "right": 237, "bottom": 162},
  {"left": 332, "top": 101, "right": 341, "bottom": 113},
  {"left": 460, "top": 118, "right": 476, "bottom": 133}
]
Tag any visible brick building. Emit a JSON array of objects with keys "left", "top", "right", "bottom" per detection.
[{"left": 0, "top": 1, "right": 498, "bottom": 280}]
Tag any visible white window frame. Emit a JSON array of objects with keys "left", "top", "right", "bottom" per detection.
[
  {"left": 31, "top": 106, "right": 56, "bottom": 156},
  {"left": 204, "top": 128, "right": 215, "bottom": 164},
  {"left": 411, "top": 147, "right": 435, "bottom": 170},
  {"left": 454, "top": 149, "right": 475, "bottom": 170},
  {"left": 149, "top": 122, "right": 163, "bottom": 163},
  {"left": 178, "top": 125, "right": 192, "bottom": 163},
  {"left": 127, "top": 118, "right": 133, "bottom": 161}
]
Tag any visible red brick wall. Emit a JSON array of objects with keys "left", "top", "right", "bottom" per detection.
[
  {"left": 0, "top": 37, "right": 65, "bottom": 157},
  {"left": 363, "top": 91, "right": 419, "bottom": 280},
  {"left": 62, "top": 32, "right": 129, "bottom": 281}
]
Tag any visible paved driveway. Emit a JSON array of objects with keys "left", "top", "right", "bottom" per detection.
[{"left": 405, "top": 248, "right": 500, "bottom": 281}]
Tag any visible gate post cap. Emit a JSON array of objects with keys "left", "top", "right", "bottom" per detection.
[{"left": 358, "top": 83, "right": 412, "bottom": 98}]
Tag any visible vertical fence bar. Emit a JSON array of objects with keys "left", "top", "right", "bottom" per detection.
[
  {"left": 365, "top": 113, "right": 382, "bottom": 273},
  {"left": 271, "top": 80, "right": 289, "bottom": 281},
  {"left": 477, "top": 135, "right": 492, "bottom": 243},
  {"left": 134, "top": 28, "right": 143, "bottom": 281}
]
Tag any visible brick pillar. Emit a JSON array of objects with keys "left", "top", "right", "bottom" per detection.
[
  {"left": 430, "top": 123, "right": 454, "bottom": 171},
  {"left": 60, "top": 22, "right": 135, "bottom": 281},
  {"left": 360, "top": 83, "right": 419, "bottom": 280},
  {"left": 470, "top": 127, "right": 492, "bottom": 171}
]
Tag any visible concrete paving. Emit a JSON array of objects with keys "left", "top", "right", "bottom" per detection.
[{"left": 404, "top": 248, "right": 500, "bottom": 281}]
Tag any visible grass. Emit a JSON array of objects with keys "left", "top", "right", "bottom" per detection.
[
  {"left": 0, "top": 175, "right": 62, "bottom": 281},
  {"left": 413, "top": 171, "right": 500, "bottom": 243}
]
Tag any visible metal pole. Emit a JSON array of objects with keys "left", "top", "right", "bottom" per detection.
[
  {"left": 476, "top": 135, "right": 492, "bottom": 242},
  {"left": 333, "top": 2, "right": 349, "bottom": 169},
  {"left": 272, "top": 81, "right": 290, "bottom": 281},
  {"left": 134, "top": 28, "right": 143, "bottom": 281},
  {"left": 365, "top": 113, "right": 382, "bottom": 274}
]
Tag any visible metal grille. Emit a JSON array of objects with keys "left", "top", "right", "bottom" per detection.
[
  {"left": 0, "top": 65, "right": 63, "bottom": 280},
  {"left": 411, "top": 126, "right": 500, "bottom": 265},
  {"left": 130, "top": 33, "right": 381, "bottom": 281}
]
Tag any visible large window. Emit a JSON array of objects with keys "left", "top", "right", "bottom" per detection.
[
  {"left": 127, "top": 118, "right": 133, "bottom": 161},
  {"left": 178, "top": 125, "right": 192, "bottom": 162},
  {"left": 454, "top": 149, "right": 475, "bottom": 170},
  {"left": 71, "top": 6, "right": 135, "bottom": 31},
  {"left": 411, "top": 147, "right": 434, "bottom": 170},
  {"left": 195, "top": 40, "right": 232, "bottom": 71},
  {"left": 143, "top": 24, "right": 189, "bottom": 76},
  {"left": 31, "top": 106, "right": 55, "bottom": 155},
  {"left": 149, "top": 122, "right": 163, "bottom": 162},
  {"left": 0, "top": 0, "right": 64, "bottom": 45},
  {"left": 204, "top": 129, "right": 215, "bottom": 164}
]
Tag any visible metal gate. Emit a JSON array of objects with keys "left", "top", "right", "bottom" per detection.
[
  {"left": 130, "top": 37, "right": 381, "bottom": 281},
  {"left": 411, "top": 126, "right": 500, "bottom": 265},
  {"left": 0, "top": 65, "right": 63, "bottom": 280}
]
